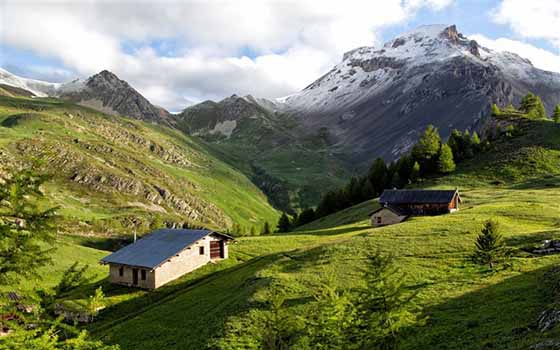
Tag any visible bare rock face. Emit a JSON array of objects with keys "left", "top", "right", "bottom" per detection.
[
  {"left": 61, "top": 70, "right": 173, "bottom": 125},
  {"left": 275, "top": 24, "right": 560, "bottom": 167},
  {"left": 439, "top": 24, "right": 461, "bottom": 44}
]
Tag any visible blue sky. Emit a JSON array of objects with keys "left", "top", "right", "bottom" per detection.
[{"left": 1, "top": 0, "right": 559, "bottom": 111}]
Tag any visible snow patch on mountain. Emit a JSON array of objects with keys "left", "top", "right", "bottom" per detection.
[
  {"left": 275, "top": 24, "right": 560, "bottom": 115},
  {"left": 0, "top": 67, "right": 84, "bottom": 97}
]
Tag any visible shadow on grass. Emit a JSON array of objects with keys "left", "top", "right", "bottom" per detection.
[
  {"left": 88, "top": 253, "right": 282, "bottom": 338},
  {"left": 77, "top": 236, "right": 132, "bottom": 252},
  {"left": 402, "top": 265, "right": 560, "bottom": 350},
  {"left": 505, "top": 230, "right": 560, "bottom": 250}
]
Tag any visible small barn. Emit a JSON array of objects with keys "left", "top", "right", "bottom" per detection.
[
  {"left": 101, "top": 229, "right": 233, "bottom": 289},
  {"left": 371, "top": 189, "right": 461, "bottom": 227}
]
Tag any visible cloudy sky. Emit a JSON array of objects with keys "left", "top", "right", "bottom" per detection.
[{"left": 1, "top": 0, "right": 559, "bottom": 112}]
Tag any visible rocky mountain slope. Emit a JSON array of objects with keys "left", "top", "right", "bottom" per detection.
[
  {"left": 176, "top": 94, "right": 350, "bottom": 211},
  {"left": 273, "top": 24, "right": 560, "bottom": 164},
  {"left": 0, "top": 68, "right": 171, "bottom": 124},
  {"left": 4, "top": 24, "right": 560, "bottom": 209},
  {"left": 0, "top": 95, "right": 278, "bottom": 234}
]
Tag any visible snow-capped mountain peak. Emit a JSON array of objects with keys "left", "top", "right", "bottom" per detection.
[
  {"left": 271, "top": 24, "right": 560, "bottom": 164},
  {"left": 276, "top": 24, "right": 555, "bottom": 115}
]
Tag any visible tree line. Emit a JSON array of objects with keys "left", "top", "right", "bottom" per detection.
[
  {"left": 276, "top": 125, "right": 483, "bottom": 232},
  {"left": 492, "top": 92, "right": 560, "bottom": 121},
  {"left": 278, "top": 91, "right": 558, "bottom": 232}
]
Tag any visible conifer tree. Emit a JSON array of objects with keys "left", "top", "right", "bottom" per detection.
[
  {"left": 368, "top": 158, "right": 388, "bottom": 196},
  {"left": 0, "top": 168, "right": 118, "bottom": 349},
  {"left": 473, "top": 220, "right": 504, "bottom": 269},
  {"left": 296, "top": 208, "right": 315, "bottom": 227},
  {"left": 471, "top": 131, "right": 481, "bottom": 150},
  {"left": 355, "top": 252, "right": 420, "bottom": 350},
  {"left": 262, "top": 221, "right": 271, "bottom": 235},
  {"left": 447, "top": 129, "right": 463, "bottom": 161},
  {"left": 520, "top": 92, "right": 547, "bottom": 119},
  {"left": 553, "top": 105, "right": 560, "bottom": 123},
  {"left": 437, "top": 144, "right": 456, "bottom": 173},
  {"left": 346, "top": 177, "right": 364, "bottom": 205},
  {"left": 305, "top": 274, "right": 355, "bottom": 349},
  {"left": 504, "top": 103, "right": 517, "bottom": 113},
  {"left": 491, "top": 103, "right": 501, "bottom": 116},
  {"left": 410, "top": 161, "right": 420, "bottom": 182},
  {"left": 462, "top": 130, "right": 474, "bottom": 159},
  {"left": 412, "top": 125, "right": 441, "bottom": 174},
  {"left": 0, "top": 168, "right": 57, "bottom": 282},
  {"left": 276, "top": 212, "right": 292, "bottom": 233}
]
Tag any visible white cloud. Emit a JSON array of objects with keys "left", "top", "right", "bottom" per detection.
[
  {"left": 493, "top": 0, "right": 560, "bottom": 49},
  {"left": 0, "top": 0, "right": 454, "bottom": 111},
  {"left": 471, "top": 34, "right": 560, "bottom": 74}
]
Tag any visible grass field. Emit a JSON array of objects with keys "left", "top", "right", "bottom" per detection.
[
  {"left": 84, "top": 184, "right": 560, "bottom": 350},
  {"left": 8, "top": 111, "right": 560, "bottom": 349}
]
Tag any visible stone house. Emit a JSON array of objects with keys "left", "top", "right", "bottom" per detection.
[
  {"left": 101, "top": 229, "right": 233, "bottom": 289},
  {"left": 371, "top": 189, "right": 461, "bottom": 227}
]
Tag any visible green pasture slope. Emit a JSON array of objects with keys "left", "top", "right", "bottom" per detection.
[
  {"left": 7, "top": 110, "right": 560, "bottom": 349},
  {"left": 86, "top": 116, "right": 560, "bottom": 349},
  {"left": 0, "top": 96, "right": 279, "bottom": 231}
]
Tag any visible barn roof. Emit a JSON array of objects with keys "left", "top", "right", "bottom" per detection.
[
  {"left": 100, "top": 229, "right": 233, "bottom": 269},
  {"left": 379, "top": 189, "right": 459, "bottom": 204},
  {"left": 369, "top": 204, "right": 409, "bottom": 217}
]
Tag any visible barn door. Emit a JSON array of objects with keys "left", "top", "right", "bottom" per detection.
[
  {"left": 132, "top": 268, "right": 138, "bottom": 285},
  {"left": 210, "top": 241, "right": 222, "bottom": 259}
]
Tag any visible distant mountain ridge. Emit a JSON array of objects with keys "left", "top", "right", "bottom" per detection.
[
  {"left": 3, "top": 24, "right": 560, "bottom": 210},
  {"left": 0, "top": 68, "right": 171, "bottom": 124}
]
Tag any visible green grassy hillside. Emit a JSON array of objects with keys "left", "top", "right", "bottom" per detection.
[
  {"left": 0, "top": 96, "right": 279, "bottom": 233},
  {"left": 8, "top": 112, "right": 560, "bottom": 349},
  {"left": 84, "top": 115, "right": 560, "bottom": 350}
]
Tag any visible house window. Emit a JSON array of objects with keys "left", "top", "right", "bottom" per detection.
[
  {"left": 141, "top": 270, "right": 146, "bottom": 281},
  {"left": 199, "top": 246, "right": 205, "bottom": 255},
  {"left": 119, "top": 266, "right": 124, "bottom": 277},
  {"left": 376, "top": 217, "right": 382, "bottom": 224}
]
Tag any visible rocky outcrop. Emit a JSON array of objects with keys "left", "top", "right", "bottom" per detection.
[
  {"left": 13, "top": 133, "right": 229, "bottom": 227},
  {"left": 61, "top": 70, "right": 173, "bottom": 125},
  {"left": 348, "top": 56, "right": 406, "bottom": 72}
]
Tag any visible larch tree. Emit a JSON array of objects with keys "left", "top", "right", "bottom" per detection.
[
  {"left": 0, "top": 168, "right": 57, "bottom": 282},
  {"left": 491, "top": 103, "right": 501, "bottom": 116},
  {"left": 412, "top": 125, "right": 441, "bottom": 174},
  {"left": 0, "top": 167, "right": 118, "bottom": 350},
  {"left": 437, "top": 144, "right": 456, "bottom": 173},
  {"left": 552, "top": 105, "right": 560, "bottom": 123}
]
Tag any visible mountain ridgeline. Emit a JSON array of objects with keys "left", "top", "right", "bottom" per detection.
[{"left": 2, "top": 24, "right": 560, "bottom": 214}]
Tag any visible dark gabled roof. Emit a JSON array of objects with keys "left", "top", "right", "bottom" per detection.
[
  {"left": 100, "top": 229, "right": 233, "bottom": 269},
  {"left": 379, "top": 189, "right": 459, "bottom": 204},
  {"left": 370, "top": 204, "right": 410, "bottom": 217}
]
